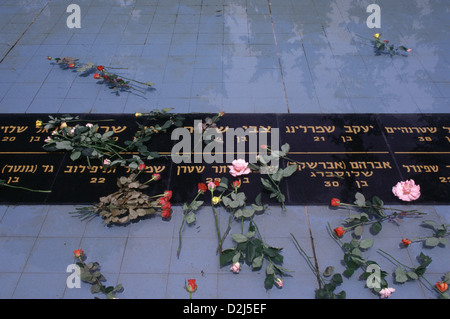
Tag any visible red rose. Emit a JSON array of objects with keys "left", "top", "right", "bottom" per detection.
[
  {"left": 157, "top": 197, "right": 168, "bottom": 205},
  {"left": 162, "top": 202, "right": 171, "bottom": 211},
  {"left": 164, "top": 190, "right": 172, "bottom": 200},
  {"left": 94, "top": 73, "right": 101, "bottom": 79},
  {"left": 218, "top": 111, "right": 225, "bottom": 117},
  {"left": 436, "top": 281, "right": 449, "bottom": 292},
  {"left": 68, "top": 63, "right": 75, "bottom": 68},
  {"left": 401, "top": 239, "right": 412, "bottom": 246},
  {"left": 186, "top": 279, "right": 197, "bottom": 293},
  {"left": 214, "top": 180, "right": 220, "bottom": 187},
  {"left": 161, "top": 208, "right": 171, "bottom": 218},
  {"left": 232, "top": 180, "right": 241, "bottom": 188},
  {"left": 330, "top": 198, "right": 341, "bottom": 207},
  {"left": 73, "top": 249, "right": 84, "bottom": 258},
  {"left": 198, "top": 183, "right": 207, "bottom": 193},
  {"left": 152, "top": 173, "right": 161, "bottom": 180},
  {"left": 334, "top": 227, "right": 345, "bottom": 237},
  {"left": 97, "top": 65, "right": 105, "bottom": 71}
]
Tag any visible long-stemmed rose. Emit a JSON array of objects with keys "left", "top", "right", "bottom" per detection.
[
  {"left": 330, "top": 192, "right": 426, "bottom": 236},
  {"left": 47, "top": 57, "right": 154, "bottom": 94},
  {"left": 208, "top": 181, "right": 223, "bottom": 254},
  {"left": 176, "top": 183, "right": 206, "bottom": 258},
  {"left": 377, "top": 249, "right": 449, "bottom": 299},
  {"left": 72, "top": 249, "right": 122, "bottom": 299}
]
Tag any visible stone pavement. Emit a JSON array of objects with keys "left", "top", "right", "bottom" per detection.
[{"left": 0, "top": 0, "right": 449, "bottom": 299}]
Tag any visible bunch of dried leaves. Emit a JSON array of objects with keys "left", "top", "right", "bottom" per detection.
[{"left": 72, "top": 173, "right": 162, "bottom": 225}]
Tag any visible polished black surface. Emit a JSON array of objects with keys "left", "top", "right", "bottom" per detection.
[{"left": 0, "top": 113, "right": 448, "bottom": 205}]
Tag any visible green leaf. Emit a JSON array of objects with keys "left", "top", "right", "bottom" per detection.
[
  {"left": 370, "top": 221, "right": 382, "bottom": 235},
  {"left": 281, "top": 143, "right": 290, "bottom": 154},
  {"left": 395, "top": 266, "right": 408, "bottom": 283},
  {"left": 90, "top": 283, "right": 101, "bottom": 294},
  {"left": 232, "top": 233, "right": 248, "bottom": 243},
  {"left": 220, "top": 249, "right": 235, "bottom": 266},
  {"left": 70, "top": 151, "right": 81, "bottom": 161},
  {"left": 55, "top": 140, "right": 73, "bottom": 150},
  {"left": 282, "top": 163, "right": 297, "bottom": 177},
  {"left": 425, "top": 237, "right": 440, "bottom": 247},
  {"left": 261, "top": 178, "right": 275, "bottom": 192},
  {"left": 271, "top": 168, "right": 283, "bottom": 182},
  {"left": 354, "top": 225, "right": 364, "bottom": 237},
  {"left": 252, "top": 255, "right": 264, "bottom": 269},
  {"left": 372, "top": 196, "right": 383, "bottom": 207},
  {"left": 331, "top": 273, "right": 343, "bottom": 285},
  {"left": 359, "top": 238, "right": 374, "bottom": 249},
  {"left": 186, "top": 212, "right": 196, "bottom": 224},
  {"left": 354, "top": 192, "right": 366, "bottom": 207},
  {"left": 407, "top": 271, "right": 418, "bottom": 280},
  {"left": 264, "top": 274, "right": 274, "bottom": 289},
  {"left": 266, "top": 262, "right": 275, "bottom": 275},
  {"left": 323, "top": 266, "right": 334, "bottom": 277}
]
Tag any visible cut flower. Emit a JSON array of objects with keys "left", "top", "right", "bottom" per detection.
[
  {"left": 379, "top": 287, "right": 395, "bottom": 298},
  {"left": 333, "top": 227, "right": 345, "bottom": 237},
  {"left": 228, "top": 159, "right": 251, "bottom": 177},
  {"left": 392, "top": 180, "right": 421, "bottom": 202}
]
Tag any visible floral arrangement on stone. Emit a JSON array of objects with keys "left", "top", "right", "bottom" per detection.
[
  {"left": 38, "top": 108, "right": 184, "bottom": 169},
  {"left": 46, "top": 56, "right": 154, "bottom": 94},
  {"left": 372, "top": 33, "right": 412, "bottom": 56},
  {"left": 324, "top": 179, "right": 449, "bottom": 299},
  {"left": 73, "top": 249, "right": 123, "bottom": 299},
  {"left": 72, "top": 167, "right": 172, "bottom": 225},
  {"left": 177, "top": 157, "right": 294, "bottom": 290},
  {"left": 356, "top": 33, "right": 412, "bottom": 56}
]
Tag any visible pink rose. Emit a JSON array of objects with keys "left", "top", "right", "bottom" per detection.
[
  {"left": 103, "top": 159, "right": 111, "bottom": 166},
  {"left": 379, "top": 287, "right": 395, "bottom": 298},
  {"left": 207, "top": 181, "right": 216, "bottom": 191},
  {"left": 392, "top": 180, "right": 420, "bottom": 202},
  {"left": 228, "top": 159, "right": 251, "bottom": 177},
  {"left": 275, "top": 277, "right": 283, "bottom": 288},
  {"left": 230, "top": 262, "right": 240, "bottom": 273}
]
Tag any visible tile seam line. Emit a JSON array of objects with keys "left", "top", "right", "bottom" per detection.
[
  {"left": 267, "top": 0, "right": 290, "bottom": 114},
  {"left": 0, "top": 0, "right": 50, "bottom": 65}
]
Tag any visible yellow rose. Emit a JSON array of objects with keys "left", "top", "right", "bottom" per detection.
[
  {"left": 35, "top": 120, "right": 43, "bottom": 128},
  {"left": 373, "top": 33, "right": 380, "bottom": 39},
  {"left": 135, "top": 112, "right": 143, "bottom": 117},
  {"left": 60, "top": 122, "right": 67, "bottom": 129},
  {"left": 212, "top": 196, "right": 221, "bottom": 205}
]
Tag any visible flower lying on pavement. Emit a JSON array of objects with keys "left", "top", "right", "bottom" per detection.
[
  {"left": 47, "top": 57, "right": 154, "bottom": 94},
  {"left": 379, "top": 287, "right": 396, "bottom": 298},
  {"left": 185, "top": 279, "right": 198, "bottom": 299},
  {"left": 436, "top": 281, "right": 448, "bottom": 293},
  {"left": 230, "top": 262, "right": 241, "bottom": 273}
]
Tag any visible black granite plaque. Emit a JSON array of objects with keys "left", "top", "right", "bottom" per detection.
[{"left": 0, "top": 113, "right": 448, "bottom": 205}]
